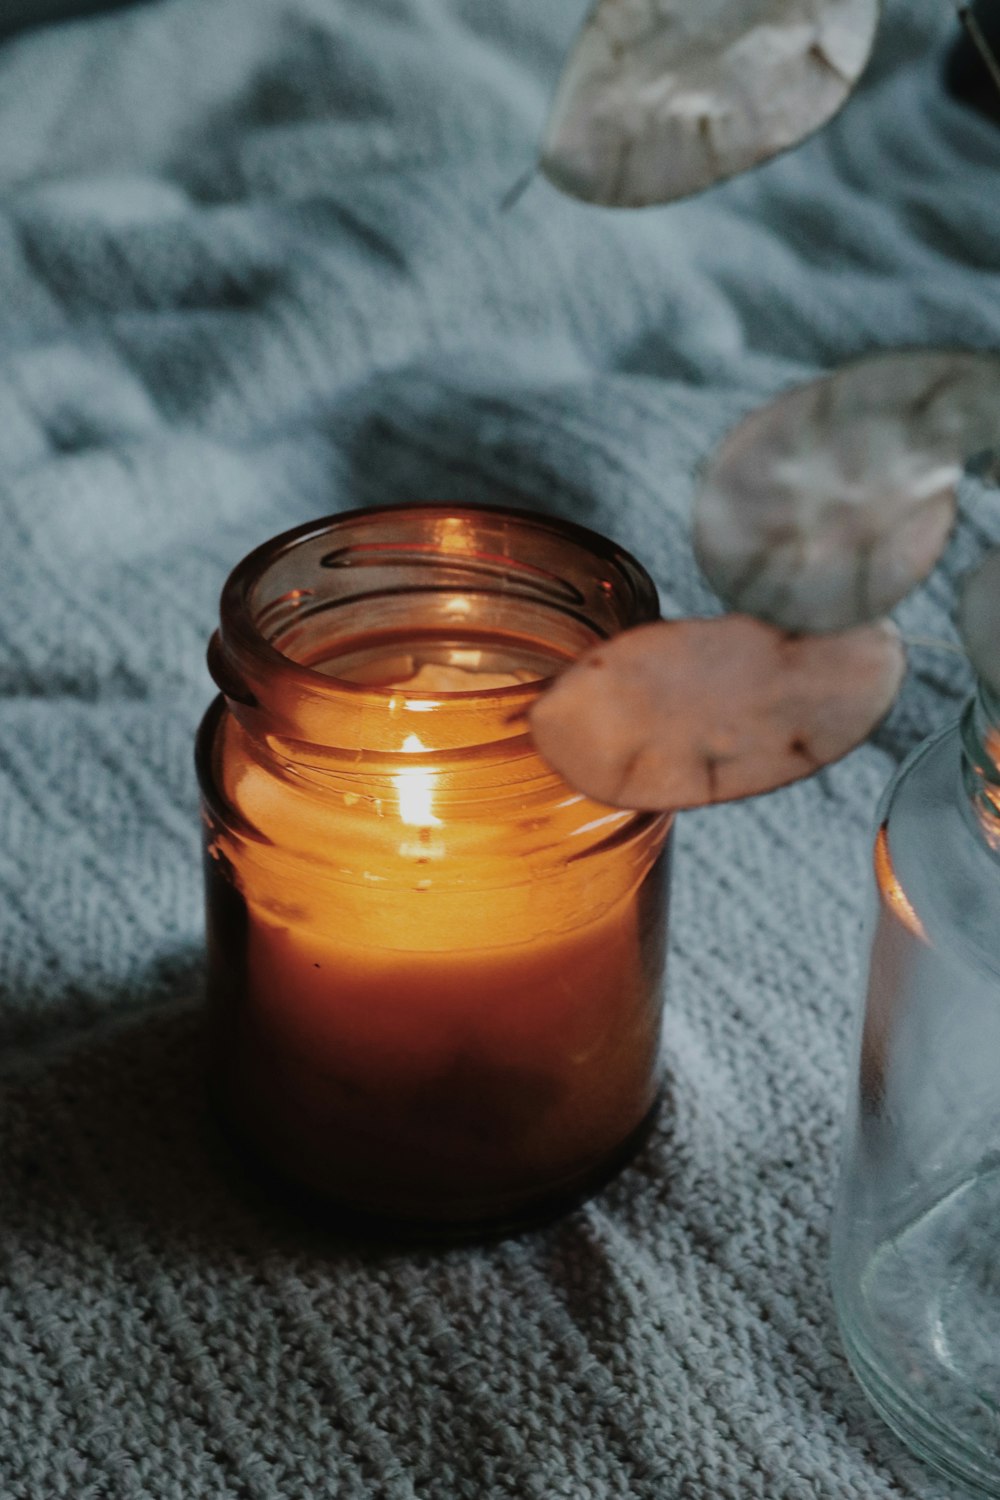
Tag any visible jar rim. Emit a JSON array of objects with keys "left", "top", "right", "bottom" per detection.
[{"left": 211, "top": 502, "right": 660, "bottom": 752}]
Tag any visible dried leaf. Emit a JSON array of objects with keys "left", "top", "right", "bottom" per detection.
[
  {"left": 695, "top": 350, "right": 1000, "bottom": 634},
  {"left": 959, "top": 549, "right": 1000, "bottom": 700},
  {"left": 541, "top": 0, "right": 880, "bottom": 207},
  {"left": 529, "top": 615, "right": 905, "bottom": 811}
]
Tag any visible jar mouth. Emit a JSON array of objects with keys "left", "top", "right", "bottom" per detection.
[
  {"left": 211, "top": 502, "right": 660, "bottom": 753},
  {"left": 961, "top": 682, "right": 1000, "bottom": 853}
]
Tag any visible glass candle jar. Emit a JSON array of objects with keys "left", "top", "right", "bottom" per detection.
[
  {"left": 196, "top": 504, "right": 672, "bottom": 1237},
  {"left": 832, "top": 682, "right": 1000, "bottom": 1494}
]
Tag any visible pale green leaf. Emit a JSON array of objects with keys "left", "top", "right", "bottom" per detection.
[
  {"left": 694, "top": 350, "right": 1000, "bottom": 633},
  {"left": 530, "top": 615, "right": 905, "bottom": 810},
  {"left": 542, "top": 0, "right": 880, "bottom": 207}
]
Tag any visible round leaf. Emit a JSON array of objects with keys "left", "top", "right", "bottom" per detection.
[
  {"left": 959, "top": 549, "right": 1000, "bottom": 700},
  {"left": 541, "top": 0, "right": 880, "bottom": 207},
  {"left": 529, "top": 615, "right": 905, "bottom": 811},
  {"left": 695, "top": 350, "right": 1000, "bottom": 634}
]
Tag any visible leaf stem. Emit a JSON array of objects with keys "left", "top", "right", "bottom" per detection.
[
  {"left": 954, "top": 2, "right": 1000, "bottom": 100},
  {"left": 499, "top": 168, "right": 535, "bottom": 214},
  {"left": 901, "top": 633, "right": 967, "bottom": 657}
]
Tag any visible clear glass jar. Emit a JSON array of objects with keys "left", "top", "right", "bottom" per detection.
[
  {"left": 196, "top": 504, "right": 672, "bottom": 1238},
  {"left": 832, "top": 681, "right": 1000, "bottom": 1494}
]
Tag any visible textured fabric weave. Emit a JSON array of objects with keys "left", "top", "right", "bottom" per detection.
[{"left": 1, "top": 1, "right": 998, "bottom": 1495}]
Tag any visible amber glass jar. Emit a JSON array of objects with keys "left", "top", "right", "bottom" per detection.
[{"left": 196, "top": 504, "right": 672, "bottom": 1237}]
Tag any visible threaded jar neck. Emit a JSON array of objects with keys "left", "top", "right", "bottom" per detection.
[
  {"left": 207, "top": 503, "right": 660, "bottom": 761},
  {"left": 960, "top": 682, "right": 1000, "bottom": 853}
]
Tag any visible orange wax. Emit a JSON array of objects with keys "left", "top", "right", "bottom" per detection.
[
  {"left": 198, "top": 503, "right": 672, "bottom": 1234},
  {"left": 207, "top": 840, "right": 667, "bottom": 1225}
]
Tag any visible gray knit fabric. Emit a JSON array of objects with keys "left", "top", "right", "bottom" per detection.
[{"left": 1, "top": 1, "right": 998, "bottom": 1495}]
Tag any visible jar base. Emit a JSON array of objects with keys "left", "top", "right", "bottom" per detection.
[
  {"left": 208, "top": 1086, "right": 662, "bottom": 1245},
  {"left": 838, "top": 1309, "right": 1000, "bottom": 1498},
  {"left": 836, "top": 1156, "right": 1000, "bottom": 1496}
]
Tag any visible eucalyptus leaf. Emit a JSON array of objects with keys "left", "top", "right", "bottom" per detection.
[
  {"left": 959, "top": 549, "right": 1000, "bottom": 699},
  {"left": 529, "top": 615, "right": 905, "bottom": 811},
  {"left": 694, "top": 350, "right": 1000, "bottom": 634},
  {"left": 541, "top": 0, "right": 880, "bottom": 207}
]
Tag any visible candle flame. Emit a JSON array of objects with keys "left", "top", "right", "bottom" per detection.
[{"left": 394, "top": 733, "right": 443, "bottom": 828}]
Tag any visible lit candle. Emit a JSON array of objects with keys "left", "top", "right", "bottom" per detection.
[{"left": 198, "top": 505, "right": 672, "bottom": 1235}]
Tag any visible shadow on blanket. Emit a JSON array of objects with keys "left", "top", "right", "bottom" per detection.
[
  {"left": 0, "top": 994, "right": 919, "bottom": 1483},
  {"left": 0, "top": 992, "right": 687, "bottom": 1269},
  {"left": 1, "top": 1002, "right": 401, "bottom": 1264},
  {"left": 0, "top": 0, "right": 142, "bottom": 42},
  {"left": 0, "top": 994, "right": 937, "bottom": 1496}
]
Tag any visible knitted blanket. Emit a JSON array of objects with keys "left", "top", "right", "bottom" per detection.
[{"left": 1, "top": 0, "right": 997, "bottom": 1495}]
